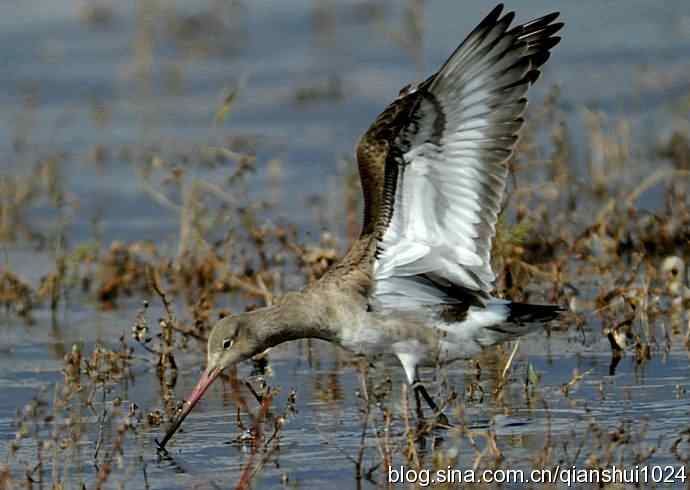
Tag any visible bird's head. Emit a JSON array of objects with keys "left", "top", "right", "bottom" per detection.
[
  {"left": 157, "top": 311, "right": 266, "bottom": 450},
  {"left": 156, "top": 295, "right": 322, "bottom": 450},
  {"left": 206, "top": 313, "right": 264, "bottom": 373}
]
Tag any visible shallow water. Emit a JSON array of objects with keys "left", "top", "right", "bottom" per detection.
[{"left": 2, "top": 1, "right": 690, "bottom": 488}]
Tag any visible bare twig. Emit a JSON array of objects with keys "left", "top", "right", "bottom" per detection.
[{"left": 501, "top": 340, "right": 521, "bottom": 380}]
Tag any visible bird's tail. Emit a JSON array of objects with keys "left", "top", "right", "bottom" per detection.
[
  {"left": 436, "top": 300, "right": 565, "bottom": 358},
  {"left": 506, "top": 302, "right": 565, "bottom": 324},
  {"left": 464, "top": 300, "right": 565, "bottom": 346}
]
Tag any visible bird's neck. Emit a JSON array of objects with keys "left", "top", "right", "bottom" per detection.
[{"left": 256, "top": 291, "right": 340, "bottom": 349}]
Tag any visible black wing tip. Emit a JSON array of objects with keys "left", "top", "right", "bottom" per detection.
[
  {"left": 518, "top": 12, "right": 564, "bottom": 75},
  {"left": 501, "top": 10, "right": 516, "bottom": 27},
  {"left": 543, "top": 11, "right": 561, "bottom": 22},
  {"left": 474, "top": 6, "right": 564, "bottom": 60},
  {"left": 472, "top": 4, "right": 506, "bottom": 36},
  {"left": 533, "top": 23, "right": 565, "bottom": 40},
  {"left": 488, "top": 4, "right": 505, "bottom": 19},
  {"left": 482, "top": 5, "right": 563, "bottom": 33},
  {"left": 479, "top": 4, "right": 525, "bottom": 34},
  {"left": 473, "top": 4, "right": 504, "bottom": 33},
  {"left": 525, "top": 11, "right": 561, "bottom": 27},
  {"left": 543, "top": 35, "right": 563, "bottom": 49},
  {"left": 525, "top": 69, "right": 542, "bottom": 84},
  {"left": 492, "top": 5, "right": 562, "bottom": 29},
  {"left": 550, "top": 21, "right": 565, "bottom": 33}
]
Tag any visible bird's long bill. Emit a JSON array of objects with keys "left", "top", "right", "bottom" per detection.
[{"left": 157, "top": 366, "right": 220, "bottom": 450}]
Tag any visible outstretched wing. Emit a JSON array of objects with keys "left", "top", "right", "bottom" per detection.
[{"left": 354, "top": 4, "right": 562, "bottom": 310}]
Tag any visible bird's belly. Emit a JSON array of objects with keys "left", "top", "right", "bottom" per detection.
[
  {"left": 338, "top": 324, "right": 391, "bottom": 358},
  {"left": 339, "top": 323, "right": 482, "bottom": 365},
  {"left": 338, "top": 305, "right": 514, "bottom": 365}
]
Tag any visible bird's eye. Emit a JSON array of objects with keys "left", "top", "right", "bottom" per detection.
[{"left": 222, "top": 338, "right": 234, "bottom": 350}]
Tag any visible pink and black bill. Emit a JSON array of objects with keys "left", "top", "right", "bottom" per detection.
[{"left": 156, "top": 366, "right": 221, "bottom": 450}]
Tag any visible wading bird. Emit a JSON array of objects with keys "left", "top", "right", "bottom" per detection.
[{"left": 158, "top": 4, "right": 564, "bottom": 449}]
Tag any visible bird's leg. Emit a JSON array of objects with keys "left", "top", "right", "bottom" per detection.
[
  {"left": 413, "top": 381, "right": 438, "bottom": 412},
  {"left": 410, "top": 366, "right": 425, "bottom": 419},
  {"left": 414, "top": 383, "right": 424, "bottom": 419},
  {"left": 412, "top": 380, "right": 450, "bottom": 427}
]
